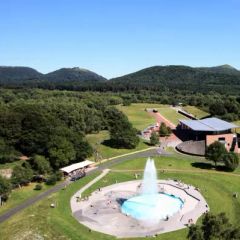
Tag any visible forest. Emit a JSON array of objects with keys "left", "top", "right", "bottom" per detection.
[{"left": 0, "top": 89, "right": 138, "bottom": 170}]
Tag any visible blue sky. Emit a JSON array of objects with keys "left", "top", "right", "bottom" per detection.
[{"left": 0, "top": 0, "right": 239, "bottom": 78}]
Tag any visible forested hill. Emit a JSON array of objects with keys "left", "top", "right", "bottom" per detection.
[
  {"left": 0, "top": 67, "right": 43, "bottom": 83},
  {"left": 0, "top": 66, "right": 107, "bottom": 86},
  {"left": 109, "top": 65, "right": 240, "bottom": 94},
  {"left": 44, "top": 67, "right": 107, "bottom": 82},
  {"left": 1, "top": 65, "right": 240, "bottom": 94}
]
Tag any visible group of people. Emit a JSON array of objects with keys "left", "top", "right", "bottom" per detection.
[{"left": 69, "top": 168, "right": 86, "bottom": 180}]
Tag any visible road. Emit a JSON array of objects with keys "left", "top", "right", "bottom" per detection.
[{"left": 0, "top": 147, "right": 161, "bottom": 224}]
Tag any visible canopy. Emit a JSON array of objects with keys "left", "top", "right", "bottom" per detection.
[{"left": 60, "top": 160, "right": 94, "bottom": 174}]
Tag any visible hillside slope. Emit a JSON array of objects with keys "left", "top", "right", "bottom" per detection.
[
  {"left": 44, "top": 67, "right": 107, "bottom": 82},
  {"left": 0, "top": 67, "right": 42, "bottom": 83},
  {"left": 109, "top": 65, "right": 240, "bottom": 93}
]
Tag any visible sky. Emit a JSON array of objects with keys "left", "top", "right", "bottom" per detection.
[{"left": 0, "top": 0, "right": 240, "bottom": 78}]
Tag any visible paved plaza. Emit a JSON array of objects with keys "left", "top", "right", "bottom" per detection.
[{"left": 71, "top": 179, "right": 209, "bottom": 238}]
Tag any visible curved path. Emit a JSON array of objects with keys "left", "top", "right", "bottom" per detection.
[
  {"left": 0, "top": 147, "right": 160, "bottom": 224},
  {"left": 112, "top": 168, "right": 240, "bottom": 177}
]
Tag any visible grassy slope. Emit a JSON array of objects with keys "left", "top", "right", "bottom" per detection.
[
  {"left": 116, "top": 103, "right": 163, "bottom": 130},
  {"left": 0, "top": 183, "right": 51, "bottom": 215},
  {"left": 156, "top": 107, "right": 188, "bottom": 125},
  {"left": 182, "top": 106, "right": 209, "bottom": 119},
  {"left": 1, "top": 154, "right": 240, "bottom": 240},
  {"left": 86, "top": 130, "right": 150, "bottom": 160}
]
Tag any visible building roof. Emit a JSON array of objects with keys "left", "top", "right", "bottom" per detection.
[
  {"left": 60, "top": 160, "right": 94, "bottom": 174},
  {"left": 180, "top": 117, "right": 239, "bottom": 132}
]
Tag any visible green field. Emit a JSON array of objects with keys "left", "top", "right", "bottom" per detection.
[
  {"left": 86, "top": 130, "right": 151, "bottom": 160},
  {"left": 1, "top": 153, "right": 240, "bottom": 240},
  {"left": 156, "top": 106, "right": 188, "bottom": 125},
  {"left": 183, "top": 106, "right": 209, "bottom": 119},
  {"left": 0, "top": 183, "right": 51, "bottom": 215},
  {"left": 117, "top": 103, "right": 188, "bottom": 127},
  {"left": 117, "top": 103, "right": 164, "bottom": 130}
]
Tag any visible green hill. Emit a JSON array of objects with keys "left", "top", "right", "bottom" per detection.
[
  {"left": 109, "top": 65, "right": 240, "bottom": 93},
  {"left": 44, "top": 67, "right": 107, "bottom": 82},
  {"left": 0, "top": 67, "right": 42, "bottom": 83}
]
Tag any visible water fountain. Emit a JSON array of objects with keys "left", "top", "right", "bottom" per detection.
[{"left": 121, "top": 158, "right": 183, "bottom": 222}]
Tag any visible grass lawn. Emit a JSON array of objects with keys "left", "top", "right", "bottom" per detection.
[
  {"left": 156, "top": 107, "right": 188, "bottom": 125},
  {"left": 0, "top": 183, "right": 51, "bottom": 215},
  {"left": 182, "top": 106, "right": 209, "bottom": 119},
  {"left": 86, "top": 130, "right": 150, "bottom": 160},
  {"left": 117, "top": 103, "right": 188, "bottom": 128},
  {"left": 1, "top": 154, "right": 240, "bottom": 240},
  {"left": 116, "top": 103, "right": 164, "bottom": 130},
  {"left": 233, "top": 120, "right": 240, "bottom": 133}
]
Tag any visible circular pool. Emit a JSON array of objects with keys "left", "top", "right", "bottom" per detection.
[{"left": 121, "top": 193, "right": 184, "bottom": 221}]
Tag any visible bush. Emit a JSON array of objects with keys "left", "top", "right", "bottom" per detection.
[
  {"left": 55, "top": 170, "right": 63, "bottom": 181},
  {"left": 223, "top": 152, "right": 239, "bottom": 171},
  {"left": 46, "top": 174, "right": 57, "bottom": 185},
  {"left": 159, "top": 122, "right": 171, "bottom": 137},
  {"left": 150, "top": 132, "right": 160, "bottom": 146},
  {"left": 34, "top": 184, "right": 42, "bottom": 190},
  {"left": 0, "top": 176, "right": 11, "bottom": 202}
]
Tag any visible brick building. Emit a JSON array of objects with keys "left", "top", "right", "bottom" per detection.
[{"left": 177, "top": 117, "right": 239, "bottom": 155}]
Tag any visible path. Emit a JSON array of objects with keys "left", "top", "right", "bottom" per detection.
[
  {"left": 0, "top": 147, "right": 161, "bottom": 224},
  {"left": 111, "top": 168, "right": 240, "bottom": 177},
  {"left": 72, "top": 169, "right": 110, "bottom": 199},
  {"left": 148, "top": 111, "right": 176, "bottom": 129},
  {"left": 71, "top": 169, "right": 110, "bottom": 212}
]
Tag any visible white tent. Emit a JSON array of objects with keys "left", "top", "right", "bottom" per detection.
[{"left": 60, "top": 160, "right": 94, "bottom": 174}]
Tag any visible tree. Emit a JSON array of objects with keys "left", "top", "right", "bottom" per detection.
[
  {"left": 46, "top": 174, "right": 57, "bottom": 185},
  {"left": 30, "top": 155, "right": 52, "bottom": 175},
  {"left": 206, "top": 141, "right": 227, "bottom": 167},
  {"left": 0, "top": 138, "right": 18, "bottom": 164},
  {"left": 187, "top": 225, "right": 203, "bottom": 240},
  {"left": 47, "top": 136, "right": 76, "bottom": 169},
  {"left": 159, "top": 122, "right": 171, "bottom": 137},
  {"left": 202, "top": 213, "right": 231, "bottom": 240},
  {"left": 105, "top": 107, "right": 139, "bottom": 149},
  {"left": 150, "top": 132, "right": 160, "bottom": 146},
  {"left": 74, "top": 140, "right": 93, "bottom": 161},
  {"left": 188, "top": 213, "right": 240, "bottom": 240},
  {"left": 223, "top": 152, "right": 239, "bottom": 171},
  {"left": 11, "top": 164, "right": 33, "bottom": 187},
  {"left": 0, "top": 176, "right": 11, "bottom": 202},
  {"left": 209, "top": 102, "right": 226, "bottom": 116}
]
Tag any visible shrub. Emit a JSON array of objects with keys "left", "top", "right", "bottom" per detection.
[
  {"left": 46, "top": 174, "right": 57, "bottom": 185},
  {"left": 55, "top": 170, "right": 63, "bottom": 181},
  {"left": 223, "top": 152, "right": 239, "bottom": 171},
  {"left": 150, "top": 132, "right": 160, "bottom": 146},
  {"left": 34, "top": 184, "right": 42, "bottom": 190}
]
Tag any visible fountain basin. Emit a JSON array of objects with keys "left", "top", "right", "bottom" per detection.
[{"left": 121, "top": 193, "right": 184, "bottom": 221}]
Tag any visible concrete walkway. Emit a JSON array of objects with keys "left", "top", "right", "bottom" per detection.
[
  {"left": 71, "top": 180, "right": 208, "bottom": 238},
  {"left": 71, "top": 169, "right": 110, "bottom": 201}
]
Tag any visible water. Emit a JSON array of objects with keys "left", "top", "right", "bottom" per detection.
[
  {"left": 141, "top": 158, "right": 158, "bottom": 195},
  {"left": 121, "top": 158, "right": 183, "bottom": 222}
]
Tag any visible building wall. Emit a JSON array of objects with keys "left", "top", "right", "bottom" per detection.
[{"left": 206, "top": 133, "right": 238, "bottom": 152}]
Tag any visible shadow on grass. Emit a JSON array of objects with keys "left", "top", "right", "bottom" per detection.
[
  {"left": 102, "top": 139, "right": 150, "bottom": 149},
  {"left": 191, "top": 162, "right": 230, "bottom": 172}
]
